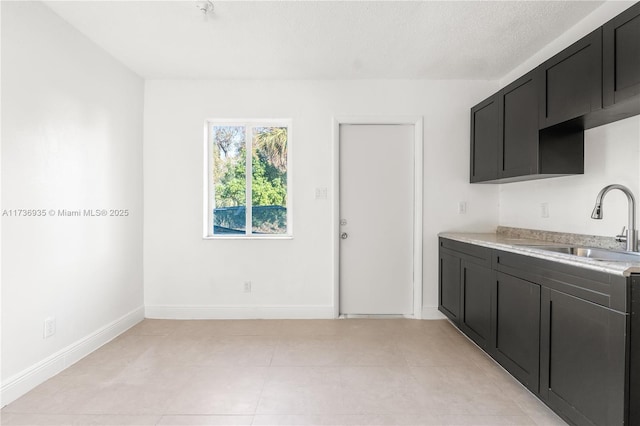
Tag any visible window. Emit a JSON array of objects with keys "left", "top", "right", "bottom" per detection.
[{"left": 205, "top": 120, "right": 291, "bottom": 238}]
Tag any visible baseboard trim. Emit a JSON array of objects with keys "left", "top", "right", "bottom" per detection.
[
  {"left": 421, "top": 306, "right": 447, "bottom": 320},
  {"left": 0, "top": 306, "right": 144, "bottom": 408},
  {"left": 145, "top": 305, "right": 336, "bottom": 320}
]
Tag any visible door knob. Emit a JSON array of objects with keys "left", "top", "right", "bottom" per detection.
[{"left": 341, "top": 232, "right": 349, "bottom": 240}]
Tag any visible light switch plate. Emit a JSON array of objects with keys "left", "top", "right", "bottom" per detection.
[
  {"left": 541, "top": 202, "right": 549, "bottom": 218},
  {"left": 458, "top": 201, "right": 467, "bottom": 214},
  {"left": 315, "top": 187, "right": 328, "bottom": 200}
]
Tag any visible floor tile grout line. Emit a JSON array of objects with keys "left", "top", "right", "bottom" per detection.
[
  {"left": 2, "top": 319, "right": 569, "bottom": 424},
  {"left": 252, "top": 352, "right": 273, "bottom": 419}
]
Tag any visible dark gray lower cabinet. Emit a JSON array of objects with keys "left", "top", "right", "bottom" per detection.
[
  {"left": 631, "top": 276, "right": 640, "bottom": 425},
  {"left": 540, "top": 288, "right": 627, "bottom": 426},
  {"left": 439, "top": 251, "right": 461, "bottom": 324},
  {"left": 438, "top": 238, "right": 637, "bottom": 426},
  {"left": 492, "top": 272, "right": 540, "bottom": 394},
  {"left": 460, "top": 260, "right": 492, "bottom": 350},
  {"left": 439, "top": 238, "right": 492, "bottom": 328}
]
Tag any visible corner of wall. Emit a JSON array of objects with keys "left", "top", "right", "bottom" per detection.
[
  {"left": 1, "top": 0, "right": 145, "bottom": 406},
  {"left": 0, "top": 307, "right": 144, "bottom": 408}
]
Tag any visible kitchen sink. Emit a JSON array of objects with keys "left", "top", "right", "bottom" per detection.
[{"left": 522, "top": 245, "right": 640, "bottom": 262}]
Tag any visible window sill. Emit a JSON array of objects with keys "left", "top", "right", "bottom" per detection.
[{"left": 202, "top": 235, "right": 293, "bottom": 240}]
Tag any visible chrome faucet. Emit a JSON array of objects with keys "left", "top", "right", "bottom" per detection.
[{"left": 591, "top": 184, "right": 638, "bottom": 252}]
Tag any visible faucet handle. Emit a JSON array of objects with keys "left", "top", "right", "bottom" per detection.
[{"left": 616, "top": 226, "right": 628, "bottom": 242}]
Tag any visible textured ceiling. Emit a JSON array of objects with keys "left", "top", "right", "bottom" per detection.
[{"left": 42, "top": 1, "right": 606, "bottom": 80}]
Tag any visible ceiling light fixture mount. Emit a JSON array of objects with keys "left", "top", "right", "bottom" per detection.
[{"left": 196, "top": 0, "right": 214, "bottom": 15}]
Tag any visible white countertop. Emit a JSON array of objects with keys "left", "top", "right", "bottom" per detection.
[{"left": 439, "top": 232, "right": 640, "bottom": 277}]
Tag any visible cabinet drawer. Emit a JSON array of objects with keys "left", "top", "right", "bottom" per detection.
[
  {"left": 439, "top": 238, "right": 491, "bottom": 267},
  {"left": 494, "top": 250, "right": 628, "bottom": 312}
]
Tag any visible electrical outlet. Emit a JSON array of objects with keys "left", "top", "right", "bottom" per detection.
[
  {"left": 43, "top": 317, "right": 56, "bottom": 339},
  {"left": 458, "top": 201, "right": 467, "bottom": 214},
  {"left": 244, "top": 281, "right": 252, "bottom": 293},
  {"left": 541, "top": 202, "right": 549, "bottom": 218}
]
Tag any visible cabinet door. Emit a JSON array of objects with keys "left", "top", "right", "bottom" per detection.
[
  {"left": 499, "top": 70, "right": 539, "bottom": 179},
  {"left": 539, "top": 28, "right": 603, "bottom": 129},
  {"left": 470, "top": 95, "right": 499, "bottom": 182},
  {"left": 603, "top": 2, "right": 640, "bottom": 107},
  {"left": 540, "top": 288, "right": 627, "bottom": 426},
  {"left": 460, "top": 261, "right": 493, "bottom": 350},
  {"left": 492, "top": 272, "right": 540, "bottom": 394},
  {"left": 630, "top": 275, "right": 640, "bottom": 426},
  {"left": 439, "top": 251, "right": 461, "bottom": 323}
]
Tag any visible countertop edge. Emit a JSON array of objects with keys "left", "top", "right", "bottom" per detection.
[{"left": 439, "top": 232, "right": 640, "bottom": 277}]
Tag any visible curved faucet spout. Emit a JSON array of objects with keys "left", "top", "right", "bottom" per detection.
[{"left": 591, "top": 184, "right": 637, "bottom": 252}]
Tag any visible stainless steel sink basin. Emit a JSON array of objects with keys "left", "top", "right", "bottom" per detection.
[{"left": 522, "top": 245, "right": 640, "bottom": 262}]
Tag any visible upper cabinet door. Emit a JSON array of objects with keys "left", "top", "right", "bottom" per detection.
[
  {"left": 499, "top": 70, "right": 539, "bottom": 179},
  {"left": 470, "top": 95, "right": 499, "bottom": 183},
  {"left": 603, "top": 2, "right": 640, "bottom": 108},
  {"left": 539, "top": 28, "right": 603, "bottom": 129}
]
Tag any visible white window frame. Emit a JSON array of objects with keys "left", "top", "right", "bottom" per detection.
[{"left": 203, "top": 119, "right": 293, "bottom": 239}]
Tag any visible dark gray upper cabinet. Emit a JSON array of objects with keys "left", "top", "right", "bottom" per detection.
[
  {"left": 470, "top": 70, "right": 584, "bottom": 183},
  {"left": 602, "top": 2, "right": 640, "bottom": 118},
  {"left": 470, "top": 2, "right": 640, "bottom": 184},
  {"left": 470, "top": 95, "right": 499, "bottom": 182},
  {"left": 538, "top": 28, "right": 603, "bottom": 129},
  {"left": 499, "top": 71, "right": 539, "bottom": 179}
]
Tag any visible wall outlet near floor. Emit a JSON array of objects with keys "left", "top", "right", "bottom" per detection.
[
  {"left": 244, "top": 281, "right": 252, "bottom": 293},
  {"left": 458, "top": 201, "right": 467, "bottom": 214},
  {"left": 43, "top": 317, "right": 56, "bottom": 339},
  {"left": 541, "top": 202, "right": 550, "bottom": 218}
]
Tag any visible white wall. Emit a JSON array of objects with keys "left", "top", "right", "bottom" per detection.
[
  {"left": 143, "top": 80, "right": 499, "bottom": 320},
  {"left": 498, "top": 0, "right": 640, "bottom": 238},
  {"left": 499, "top": 116, "right": 640, "bottom": 235},
  {"left": 1, "top": 1, "right": 144, "bottom": 405}
]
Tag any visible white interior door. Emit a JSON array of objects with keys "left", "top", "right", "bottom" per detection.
[{"left": 339, "top": 124, "right": 414, "bottom": 315}]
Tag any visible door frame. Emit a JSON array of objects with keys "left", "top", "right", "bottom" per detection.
[{"left": 332, "top": 116, "right": 424, "bottom": 319}]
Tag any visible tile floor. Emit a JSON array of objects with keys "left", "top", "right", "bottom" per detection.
[{"left": 1, "top": 319, "right": 567, "bottom": 426}]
